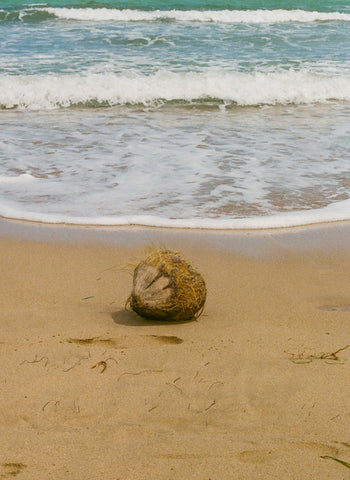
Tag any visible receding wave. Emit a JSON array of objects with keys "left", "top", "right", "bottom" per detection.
[
  {"left": 3, "top": 7, "right": 350, "bottom": 24},
  {"left": 1, "top": 70, "right": 350, "bottom": 110},
  {"left": 1, "top": 197, "right": 350, "bottom": 229}
]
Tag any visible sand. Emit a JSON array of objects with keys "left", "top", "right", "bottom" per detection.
[{"left": 1, "top": 220, "right": 350, "bottom": 479}]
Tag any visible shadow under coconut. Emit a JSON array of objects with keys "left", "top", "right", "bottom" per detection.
[{"left": 111, "top": 309, "right": 198, "bottom": 327}]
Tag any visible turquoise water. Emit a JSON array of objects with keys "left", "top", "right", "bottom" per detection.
[
  {"left": 2, "top": 0, "right": 350, "bottom": 10},
  {"left": 0, "top": 0, "right": 349, "bottom": 228}
]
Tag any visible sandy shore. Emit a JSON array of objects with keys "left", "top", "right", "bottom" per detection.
[{"left": 1, "top": 220, "right": 350, "bottom": 479}]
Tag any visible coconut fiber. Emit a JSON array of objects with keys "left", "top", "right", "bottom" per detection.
[{"left": 128, "top": 249, "right": 207, "bottom": 321}]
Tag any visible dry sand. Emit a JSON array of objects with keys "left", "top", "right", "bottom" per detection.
[{"left": 1, "top": 220, "right": 350, "bottom": 479}]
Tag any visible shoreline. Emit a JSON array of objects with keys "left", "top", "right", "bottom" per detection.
[
  {"left": 1, "top": 217, "right": 350, "bottom": 479},
  {"left": 1, "top": 215, "right": 350, "bottom": 257}
]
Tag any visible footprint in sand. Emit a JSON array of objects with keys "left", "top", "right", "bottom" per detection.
[
  {"left": 237, "top": 449, "right": 275, "bottom": 464},
  {"left": 237, "top": 441, "right": 339, "bottom": 465},
  {"left": 67, "top": 335, "right": 183, "bottom": 348},
  {"left": 0, "top": 463, "right": 26, "bottom": 478},
  {"left": 319, "top": 305, "right": 350, "bottom": 312},
  {"left": 148, "top": 335, "right": 184, "bottom": 345}
]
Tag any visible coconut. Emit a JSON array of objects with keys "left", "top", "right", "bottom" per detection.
[{"left": 128, "top": 249, "right": 206, "bottom": 321}]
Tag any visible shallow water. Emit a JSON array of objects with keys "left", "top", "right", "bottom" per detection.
[{"left": 0, "top": 0, "right": 349, "bottom": 228}]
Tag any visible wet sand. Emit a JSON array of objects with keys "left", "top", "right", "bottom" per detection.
[{"left": 1, "top": 219, "right": 350, "bottom": 479}]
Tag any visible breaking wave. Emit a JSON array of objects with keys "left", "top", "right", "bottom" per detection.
[
  {"left": 2, "top": 7, "right": 350, "bottom": 24},
  {"left": 0, "top": 70, "right": 349, "bottom": 110},
  {"left": 38, "top": 8, "right": 350, "bottom": 23}
]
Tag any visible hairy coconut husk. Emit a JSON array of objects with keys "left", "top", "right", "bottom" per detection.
[{"left": 128, "top": 249, "right": 206, "bottom": 321}]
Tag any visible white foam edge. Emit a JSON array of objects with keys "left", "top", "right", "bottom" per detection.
[
  {"left": 0, "top": 173, "right": 38, "bottom": 184},
  {"left": 1, "top": 197, "right": 350, "bottom": 230}
]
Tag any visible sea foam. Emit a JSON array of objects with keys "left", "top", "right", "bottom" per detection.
[
  {"left": 1, "top": 70, "right": 349, "bottom": 110},
  {"left": 1, "top": 197, "right": 350, "bottom": 229},
  {"left": 40, "top": 8, "right": 350, "bottom": 24},
  {"left": 0, "top": 173, "right": 37, "bottom": 184}
]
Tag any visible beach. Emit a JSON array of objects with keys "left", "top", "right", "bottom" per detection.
[
  {"left": 2, "top": 0, "right": 350, "bottom": 477},
  {"left": 1, "top": 220, "right": 350, "bottom": 479}
]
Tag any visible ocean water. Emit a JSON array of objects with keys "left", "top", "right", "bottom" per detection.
[{"left": 0, "top": 0, "right": 350, "bottom": 228}]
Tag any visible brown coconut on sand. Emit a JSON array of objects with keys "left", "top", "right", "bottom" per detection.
[{"left": 128, "top": 249, "right": 207, "bottom": 322}]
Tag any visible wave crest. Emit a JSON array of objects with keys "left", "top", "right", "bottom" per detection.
[
  {"left": 2, "top": 8, "right": 350, "bottom": 24},
  {"left": 41, "top": 8, "right": 350, "bottom": 23},
  {"left": 0, "top": 70, "right": 349, "bottom": 110}
]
